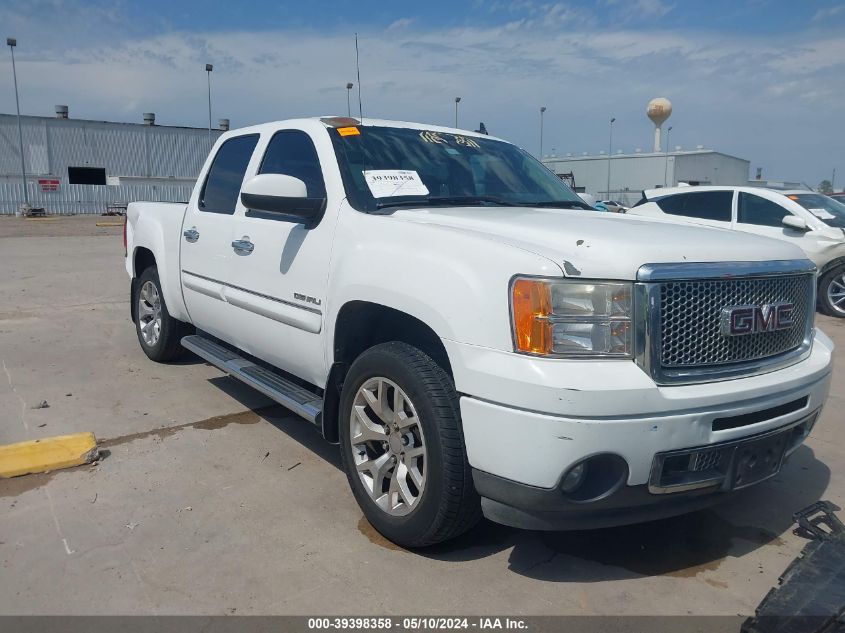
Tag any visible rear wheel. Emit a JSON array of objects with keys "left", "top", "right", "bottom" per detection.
[
  {"left": 819, "top": 265, "right": 845, "bottom": 317},
  {"left": 134, "top": 266, "right": 191, "bottom": 361},
  {"left": 339, "top": 342, "right": 481, "bottom": 547}
]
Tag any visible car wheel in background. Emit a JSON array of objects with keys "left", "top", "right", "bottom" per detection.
[
  {"left": 819, "top": 265, "right": 845, "bottom": 318},
  {"left": 338, "top": 342, "right": 481, "bottom": 548}
]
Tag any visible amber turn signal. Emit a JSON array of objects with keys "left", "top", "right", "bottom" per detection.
[{"left": 512, "top": 279, "right": 553, "bottom": 354}]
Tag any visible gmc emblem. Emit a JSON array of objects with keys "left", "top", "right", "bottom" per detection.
[{"left": 720, "top": 303, "right": 795, "bottom": 336}]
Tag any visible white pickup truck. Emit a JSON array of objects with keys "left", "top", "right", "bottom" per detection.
[{"left": 125, "top": 116, "right": 833, "bottom": 547}]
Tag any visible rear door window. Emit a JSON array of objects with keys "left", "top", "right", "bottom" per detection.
[
  {"left": 657, "top": 191, "right": 733, "bottom": 222},
  {"left": 199, "top": 134, "right": 260, "bottom": 214},
  {"left": 737, "top": 192, "right": 791, "bottom": 227}
]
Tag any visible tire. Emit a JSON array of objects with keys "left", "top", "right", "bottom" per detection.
[
  {"left": 818, "top": 265, "right": 845, "bottom": 317},
  {"left": 133, "top": 266, "right": 191, "bottom": 362},
  {"left": 338, "top": 342, "right": 481, "bottom": 548}
]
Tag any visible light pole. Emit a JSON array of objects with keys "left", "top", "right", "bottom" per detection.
[
  {"left": 205, "top": 63, "right": 213, "bottom": 147},
  {"left": 7, "top": 37, "right": 29, "bottom": 210},
  {"left": 606, "top": 117, "right": 615, "bottom": 202},
  {"left": 663, "top": 125, "right": 673, "bottom": 187},
  {"left": 539, "top": 106, "right": 546, "bottom": 158},
  {"left": 346, "top": 83, "right": 354, "bottom": 117},
  {"left": 454, "top": 96, "right": 461, "bottom": 128}
]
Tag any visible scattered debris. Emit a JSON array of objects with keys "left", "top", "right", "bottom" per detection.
[
  {"left": 91, "top": 493, "right": 97, "bottom": 504},
  {"left": 125, "top": 522, "right": 139, "bottom": 530},
  {"left": 65, "top": 393, "right": 72, "bottom": 397},
  {"left": 262, "top": 451, "right": 270, "bottom": 461},
  {"left": 32, "top": 400, "right": 49, "bottom": 409},
  {"left": 179, "top": 506, "right": 192, "bottom": 512},
  {"left": 37, "top": 423, "right": 46, "bottom": 428},
  {"left": 287, "top": 462, "right": 301, "bottom": 471}
]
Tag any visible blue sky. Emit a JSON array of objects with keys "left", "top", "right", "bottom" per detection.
[{"left": 1, "top": 0, "right": 843, "bottom": 186}]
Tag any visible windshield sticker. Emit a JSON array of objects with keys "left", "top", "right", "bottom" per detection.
[
  {"left": 419, "top": 130, "right": 481, "bottom": 148},
  {"left": 809, "top": 208, "right": 835, "bottom": 220},
  {"left": 363, "top": 170, "right": 430, "bottom": 198},
  {"left": 454, "top": 135, "right": 480, "bottom": 148},
  {"left": 420, "top": 130, "right": 446, "bottom": 144}
]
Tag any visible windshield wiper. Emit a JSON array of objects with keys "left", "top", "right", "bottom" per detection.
[
  {"left": 520, "top": 200, "right": 593, "bottom": 210},
  {"left": 375, "top": 195, "right": 513, "bottom": 210}
]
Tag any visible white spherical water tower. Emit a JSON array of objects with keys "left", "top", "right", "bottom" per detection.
[{"left": 647, "top": 97, "right": 672, "bottom": 152}]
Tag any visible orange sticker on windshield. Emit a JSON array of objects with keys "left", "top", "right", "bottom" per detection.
[{"left": 338, "top": 126, "right": 360, "bottom": 136}]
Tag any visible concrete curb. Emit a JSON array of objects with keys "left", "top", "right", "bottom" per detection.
[{"left": 0, "top": 432, "right": 99, "bottom": 478}]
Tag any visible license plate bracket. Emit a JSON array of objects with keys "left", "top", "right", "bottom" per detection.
[{"left": 729, "top": 431, "right": 789, "bottom": 490}]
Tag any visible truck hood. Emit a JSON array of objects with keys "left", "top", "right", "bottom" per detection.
[{"left": 390, "top": 206, "right": 807, "bottom": 280}]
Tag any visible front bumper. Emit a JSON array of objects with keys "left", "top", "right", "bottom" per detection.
[{"left": 449, "top": 329, "right": 833, "bottom": 529}]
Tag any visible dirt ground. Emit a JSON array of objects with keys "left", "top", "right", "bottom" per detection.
[{"left": 0, "top": 214, "right": 842, "bottom": 615}]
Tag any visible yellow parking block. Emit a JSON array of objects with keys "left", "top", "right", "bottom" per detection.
[{"left": 0, "top": 432, "right": 98, "bottom": 478}]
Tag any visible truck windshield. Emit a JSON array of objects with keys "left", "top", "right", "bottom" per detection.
[
  {"left": 329, "top": 125, "right": 590, "bottom": 212},
  {"left": 787, "top": 193, "right": 845, "bottom": 229}
]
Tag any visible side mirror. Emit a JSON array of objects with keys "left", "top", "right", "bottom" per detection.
[
  {"left": 782, "top": 215, "right": 809, "bottom": 231},
  {"left": 240, "top": 174, "right": 326, "bottom": 225}
]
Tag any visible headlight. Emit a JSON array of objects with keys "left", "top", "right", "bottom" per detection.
[{"left": 511, "top": 277, "right": 633, "bottom": 357}]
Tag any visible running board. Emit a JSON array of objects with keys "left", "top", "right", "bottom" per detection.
[{"left": 181, "top": 335, "right": 322, "bottom": 424}]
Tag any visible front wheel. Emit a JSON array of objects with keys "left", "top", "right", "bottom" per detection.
[
  {"left": 819, "top": 265, "right": 845, "bottom": 317},
  {"left": 338, "top": 342, "right": 481, "bottom": 548}
]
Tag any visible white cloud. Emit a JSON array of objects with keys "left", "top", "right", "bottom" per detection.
[
  {"left": 387, "top": 18, "right": 414, "bottom": 30},
  {"left": 812, "top": 5, "right": 845, "bottom": 21}
]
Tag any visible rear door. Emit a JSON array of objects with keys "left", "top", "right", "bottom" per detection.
[
  {"left": 228, "top": 126, "right": 339, "bottom": 386},
  {"left": 180, "top": 134, "right": 259, "bottom": 342}
]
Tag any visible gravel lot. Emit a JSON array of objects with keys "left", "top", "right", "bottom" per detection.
[{"left": 1, "top": 214, "right": 842, "bottom": 615}]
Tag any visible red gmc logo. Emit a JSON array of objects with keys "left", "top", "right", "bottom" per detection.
[{"left": 720, "top": 303, "right": 795, "bottom": 336}]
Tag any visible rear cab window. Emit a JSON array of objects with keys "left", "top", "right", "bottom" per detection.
[
  {"left": 656, "top": 191, "right": 733, "bottom": 222},
  {"left": 199, "top": 134, "right": 260, "bottom": 214}
]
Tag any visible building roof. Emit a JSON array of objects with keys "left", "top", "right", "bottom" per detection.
[{"left": 0, "top": 112, "right": 222, "bottom": 132}]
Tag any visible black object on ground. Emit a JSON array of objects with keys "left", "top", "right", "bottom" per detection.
[{"left": 743, "top": 500, "right": 845, "bottom": 633}]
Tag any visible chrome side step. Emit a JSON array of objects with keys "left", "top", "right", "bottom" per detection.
[{"left": 181, "top": 334, "right": 322, "bottom": 424}]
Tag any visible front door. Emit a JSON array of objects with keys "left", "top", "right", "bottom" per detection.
[
  {"left": 228, "top": 127, "right": 339, "bottom": 387},
  {"left": 180, "top": 134, "right": 259, "bottom": 343}
]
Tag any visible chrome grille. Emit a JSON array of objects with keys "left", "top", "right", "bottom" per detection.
[{"left": 659, "top": 274, "right": 813, "bottom": 368}]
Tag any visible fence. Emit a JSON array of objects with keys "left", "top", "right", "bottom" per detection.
[{"left": 0, "top": 182, "right": 194, "bottom": 215}]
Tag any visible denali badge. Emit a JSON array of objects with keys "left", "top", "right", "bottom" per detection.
[{"left": 720, "top": 303, "right": 794, "bottom": 336}]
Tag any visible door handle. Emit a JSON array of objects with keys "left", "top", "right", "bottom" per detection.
[
  {"left": 183, "top": 227, "right": 200, "bottom": 242},
  {"left": 231, "top": 238, "right": 254, "bottom": 254}
]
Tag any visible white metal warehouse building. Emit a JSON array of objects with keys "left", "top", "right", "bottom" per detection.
[
  {"left": 0, "top": 110, "right": 226, "bottom": 215},
  {"left": 542, "top": 149, "right": 751, "bottom": 207}
]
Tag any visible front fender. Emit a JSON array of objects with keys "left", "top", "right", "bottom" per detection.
[{"left": 325, "top": 209, "right": 562, "bottom": 360}]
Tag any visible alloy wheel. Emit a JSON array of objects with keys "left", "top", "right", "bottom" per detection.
[
  {"left": 138, "top": 280, "right": 162, "bottom": 347},
  {"left": 827, "top": 274, "right": 845, "bottom": 315},
  {"left": 349, "top": 377, "right": 427, "bottom": 516}
]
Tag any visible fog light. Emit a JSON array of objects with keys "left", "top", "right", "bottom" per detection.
[{"left": 561, "top": 461, "right": 588, "bottom": 493}]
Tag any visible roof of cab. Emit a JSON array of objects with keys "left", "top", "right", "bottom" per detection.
[{"left": 218, "top": 116, "right": 506, "bottom": 143}]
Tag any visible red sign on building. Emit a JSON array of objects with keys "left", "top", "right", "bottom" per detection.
[{"left": 38, "top": 178, "right": 60, "bottom": 192}]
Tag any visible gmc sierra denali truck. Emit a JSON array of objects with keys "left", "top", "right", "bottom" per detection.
[{"left": 125, "top": 116, "right": 833, "bottom": 547}]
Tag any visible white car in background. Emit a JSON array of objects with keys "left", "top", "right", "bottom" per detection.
[
  {"left": 601, "top": 200, "right": 629, "bottom": 213},
  {"left": 628, "top": 186, "right": 845, "bottom": 317}
]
